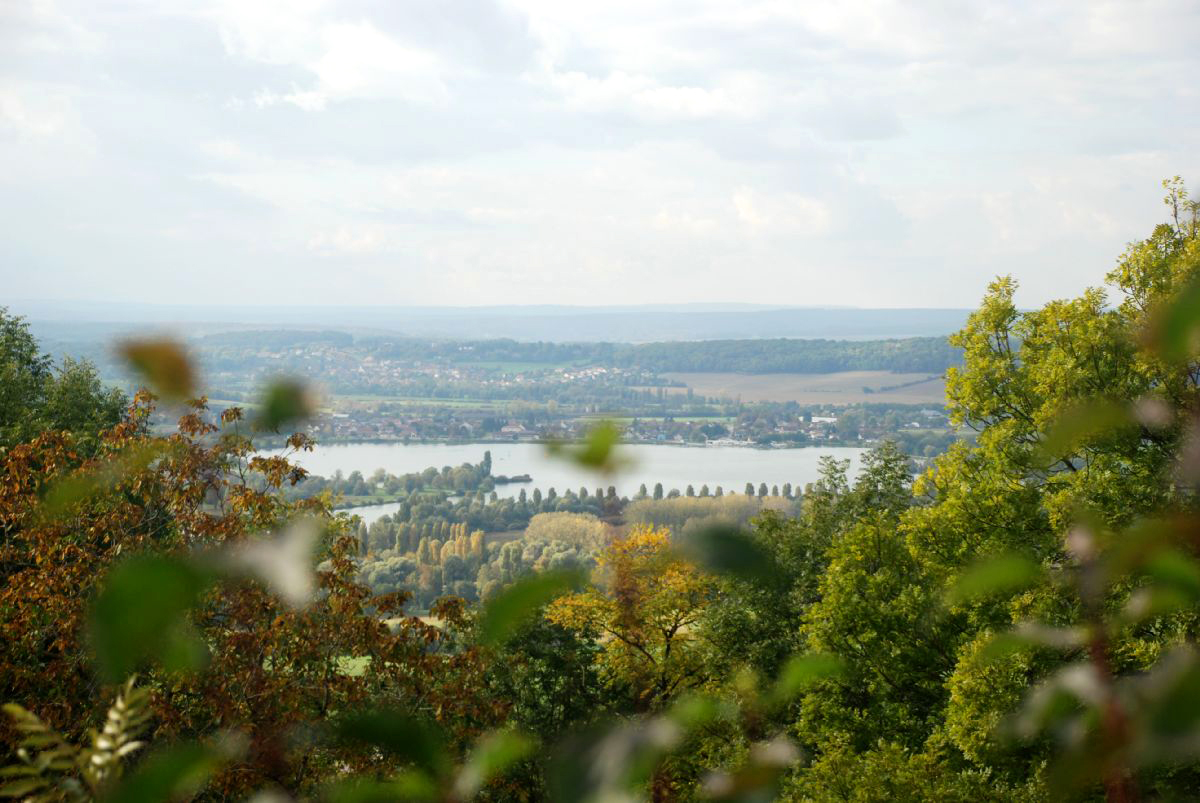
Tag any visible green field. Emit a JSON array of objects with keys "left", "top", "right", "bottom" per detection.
[
  {"left": 334, "top": 395, "right": 510, "bottom": 409},
  {"left": 662, "top": 371, "right": 946, "bottom": 405},
  {"left": 578, "top": 414, "right": 736, "bottom": 423}
]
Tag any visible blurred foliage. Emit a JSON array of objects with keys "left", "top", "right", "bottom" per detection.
[
  {"left": 545, "top": 420, "right": 632, "bottom": 474},
  {"left": 115, "top": 339, "right": 195, "bottom": 403},
  {"left": 1, "top": 677, "right": 154, "bottom": 800}
]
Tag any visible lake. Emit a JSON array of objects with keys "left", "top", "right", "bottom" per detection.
[{"left": 283, "top": 442, "right": 869, "bottom": 524}]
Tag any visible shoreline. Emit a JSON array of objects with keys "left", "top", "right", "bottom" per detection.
[{"left": 287, "top": 436, "right": 872, "bottom": 450}]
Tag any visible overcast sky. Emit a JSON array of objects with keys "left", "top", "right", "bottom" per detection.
[{"left": 2, "top": 0, "right": 1198, "bottom": 310}]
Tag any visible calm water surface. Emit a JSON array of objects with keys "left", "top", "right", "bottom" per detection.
[{"left": 284, "top": 442, "right": 868, "bottom": 524}]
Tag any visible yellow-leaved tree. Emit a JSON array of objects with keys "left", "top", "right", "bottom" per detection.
[{"left": 546, "top": 525, "right": 716, "bottom": 712}]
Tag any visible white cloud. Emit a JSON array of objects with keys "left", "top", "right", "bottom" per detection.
[
  {"left": 212, "top": 6, "right": 448, "bottom": 110},
  {"left": 733, "top": 189, "right": 832, "bottom": 237},
  {"left": 307, "top": 224, "right": 395, "bottom": 255},
  {"left": 0, "top": 85, "right": 72, "bottom": 138},
  {"left": 0, "top": 0, "right": 104, "bottom": 55},
  {"left": 281, "top": 21, "right": 448, "bottom": 109},
  {"left": 544, "top": 68, "right": 764, "bottom": 120},
  {"left": 1, "top": 0, "right": 1198, "bottom": 307}
]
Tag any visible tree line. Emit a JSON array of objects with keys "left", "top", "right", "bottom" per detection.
[{"left": 358, "top": 334, "right": 962, "bottom": 374}]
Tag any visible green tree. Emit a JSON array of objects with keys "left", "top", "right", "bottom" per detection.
[
  {"left": 0, "top": 309, "right": 125, "bottom": 452},
  {"left": 0, "top": 307, "right": 51, "bottom": 448},
  {"left": 784, "top": 179, "right": 1200, "bottom": 797}
]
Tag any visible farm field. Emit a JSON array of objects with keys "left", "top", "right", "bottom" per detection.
[
  {"left": 334, "top": 395, "right": 509, "bottom": 409},
  {"left": 661, "top": 371, "right": 946, "bottom": 404}
]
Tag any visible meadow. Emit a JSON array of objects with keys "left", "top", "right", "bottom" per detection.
[{"left": 661, "top": 370, "right": 946, "bottom": 404}]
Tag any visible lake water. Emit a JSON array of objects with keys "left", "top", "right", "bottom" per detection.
[{"left": 283, "top": 442, "right": 869, "bottom": 524}]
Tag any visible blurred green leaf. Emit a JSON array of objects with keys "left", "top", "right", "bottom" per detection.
[
  {"left": 90, "top": 556, "right": 214, "bottom": 682},
  {"left": 452, "top": 730, "right": 536, "bottom": 799},
  {"left": 547, "top": 717, "right": 682, "bottom": 803},
  {"left": 1147, "top": 275, "right": 1200, "bottom": 362},
  {"left": 334, "top": 709, "right": 448, "bottom": 779},
  {"left": 1038, "top": 400, "right": 1132, "bottom": 464},
  {"left": 1103, "top": 516, "right": 1178, "bottom": 578},
  {"left": 682, "top": 525, "right": 777, "bottom": 581},
  {"left": 545, "top": 421, "right": 630, "bottom": 474},
  {"left": 1144, "top": 549, "right": 1200, "bottom": 599},
  {"left": 947, "top": 553, "right": 1042, "bottom": 605},
  {"left": 702, "top": 736, "right": 801, "bottom": 802},
  {"left": 981, "top": 622, "right": 1087, "bottom": 663},
  {"left": 101, "top": 742, "right": 224, "bottom": 803},
  {"left": 1012, "top": 663, "right": 1104, "bottom": 741},
  {"left": 255, "top": 379, "right": 315, "bottom": 433},
  {"left": 41, "top": 442, "right": 172, "bottom": 521},
  {"left": 157, "top": 622, "right": 211, "bottom": 676},
  {"left": 666, "top": 694, "right": 729, "bottom": 731},
  {"left": 478, "top": 569, "right": 585, "bottom": 647},
  {"left": 1143, "top": 651, "right": 1200, "bottom": 741},
  {"left": 117, "top": 339, "right": 195, "bottom": 401},
  {"left": 323, "top": 773, "right": 439, "bottom": 803},
  {"left": 770, "top": 654, "right": 844, "bottom": 704},
  {"left": 0, "top": 778, "right": 52, "bottom": 798}
]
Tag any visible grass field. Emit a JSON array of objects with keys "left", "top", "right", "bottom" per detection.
[
  {"left": 334, "top": 395, "right": 509, "bottom": 409},
  {"left": 661, "top": 371, "right": 946, "bottom": 404},
  {"left": 578, "top": 415, "right": 737, "bottom": 423}
]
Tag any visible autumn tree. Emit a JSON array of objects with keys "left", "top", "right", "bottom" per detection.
[
  {"left": 546, "top": 525, "right": 717, "bottom": 712},
  {"left": 0, "top": 387, "right": 504, "bottom": 798}
]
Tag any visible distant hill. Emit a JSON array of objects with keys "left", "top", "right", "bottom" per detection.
[
  {"left": 361, "top": 336, "right": 961, "bottom": 374},
  {"left": 15, "top": 302, "right": 972, "bottom": 343}
]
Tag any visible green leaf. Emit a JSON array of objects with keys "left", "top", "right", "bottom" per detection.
[
  {"left": 478, "top": 569, "right": 585, "bottom": 647},
  {"left": 1012, "top": 662, "right": 1104, "bottom": 740},
  {"left": 157, "top": 623, "right": 211, "bottom": 675},
  {"left": 947, "top": 553, "right": 1042, "bottom": 605},
  {"left": 452, "top": 730, "right": 536, "bottom": 799},
  {"left": 101, "top": 743, "right": 224, "bottom": 803},
  {"left": 980, "top": 623, "right": 1086, "bottom": 663},
  {"left": 41, "top": 443, "right": 172, "bottom": 521},
  {"left": 255, "top": 379, "right": 315, "bottom": 433},
  {"left": 334, "top": 709, "right": 449, "bottom": 779},
  {"left": 117, "top": 339, "right": 195, "bottom": 401},
  {"left": 1143, "top": 652, "right": 1200, "bottom": 740},
  {"left": 324, "top": 772, "right": 439, "bottom": 803},
  {"left": 1038, "top": 400, "right": 1132, "bottom": 464},
  {"left": 545, "top": 421, "right": 630, "bottom": 474},
  {"left": 90, "top": 556, "right": 214, "bottom": 682},
  {"left": 682, "top": 525, "right": 778, "bottom": 581},
  {"left": 1148, "top": 275, "right": 1200, "bottom": 362},
  {"left": 770, "top": 654, "right": 845, "bottom": 703},
  {"left": 546, "top": 718, "right": 682, "bottom": 802},
  {"left": 0, "top": 766, "right": 43, "bottom": 778},
  {"left": 702, "top": 737, "right": 801, "bottom": 802},
  {"left": 666, "top": 694, "right": 729, "bottom": 731},
  {"left": 0, "top": 777, "right": 51, "bottom": 798},
  {"left": 1144, "top": 549, "right": 1200, "bottom": 600}
]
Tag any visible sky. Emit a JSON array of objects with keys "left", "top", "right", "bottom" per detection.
[{"left": 2, "top": 0, "right": 1198, "bottom": 310}]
